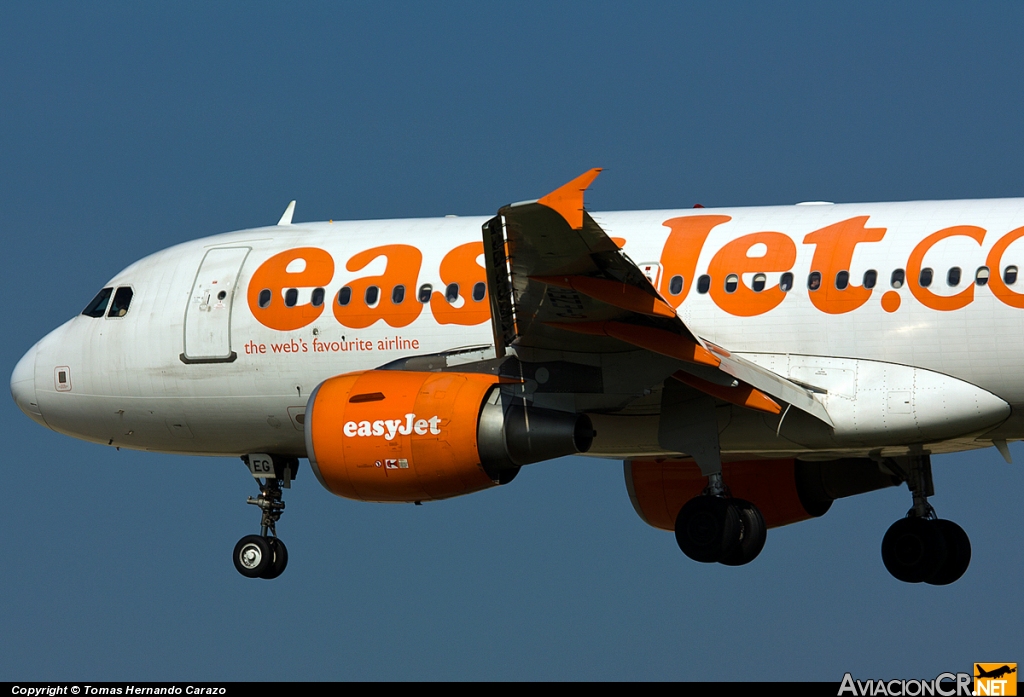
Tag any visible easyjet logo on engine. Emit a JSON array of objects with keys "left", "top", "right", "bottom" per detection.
[
  {"left": 246, "top": 216, "right": 1024, "bottom": 329},
  {"left": 343, "top": 413, "right": 442, "bottom": 439}
]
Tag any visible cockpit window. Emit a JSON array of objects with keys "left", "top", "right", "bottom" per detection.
[
  {"left": 82, "top": 287, "right": 113, "bottom": 318},
  {"left": 107, "top": 287, "right": 134, "bottom": 317}
]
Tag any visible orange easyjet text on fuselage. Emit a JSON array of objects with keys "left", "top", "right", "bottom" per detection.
[{"left": 246, "top": 217, "right": 1024, "bottom": 330}]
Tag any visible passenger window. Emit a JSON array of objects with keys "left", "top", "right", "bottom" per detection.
[
  {"left": 724, "top": 274, "right": 739, "bottom": 293},
  {"left": 82, "top": 287, "right": 113, "bottom": 318},
  {"left": 668, "top": 275, "right": 684, "bottom": 295},
  {"left": 445, "top": 283, "right": 460, "bottom": 303},
  {"left": 284, "top": 288, "right": 298, "bottom": 307},
  {"left": 891, "top": 269, "right": 905, "bottom": 289},
  {"left": 780, "top": 272, "right": 794, "bottom": 292},
  {"left": 947, "top": 267, "right": 961, "bottom": 287},
  {"left": 472, "top": 282, "right": 486, "bottom": 302},
  {"left": 258, "top": 289, "right": 272, "bottom": 308},
  {"left": 392, "top": 285, "right": 405, "bottom": 304},
  {"left": 311, "top": 288, "right": 325, "bottom": 307},
  {"left": 919, "top": 268, "right": 933, "bottom": 288},
  {"left": 976, "top": 266, "right": 990, "bottom": 286},
  {"left": 417, "top": 284, "right": 432, "bottom": 303},
  {"left": 108, "top": 287, "right": 134, "bottom": 318},
  {"left": 835, "top": 270, "right": 849, "bottom": 291},
  {"left": 1005, "top": 265, "right": 1018, "bottom": 285},
  {"left": 807, "top": 271, "right": 822, "bottom": 291},
  {"left": 863, "top": 270, "right": 877, "bottom": 289},
  {"left": 752, "top": 273, "right": 766, "bottom": 292},
  {"left": 696, "top": 275, "right": 711, "bottom": 294},
  {"left": 337, "top": 286, "right": 352, "bottom": 306},
  {"left": 365, "top": 285, "right": 380, "bottom": 306}
]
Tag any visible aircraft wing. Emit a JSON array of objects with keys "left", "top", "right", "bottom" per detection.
[{"left": 482, "top": 169, "right": 833, "bottom": 426}]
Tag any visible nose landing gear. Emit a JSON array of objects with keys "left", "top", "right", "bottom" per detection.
[
  {"left": 233, "top": 455, "right": 297, "bottom": 580},
  {"left": 880, "top": 454, "right": 971, "bottom": 585}
]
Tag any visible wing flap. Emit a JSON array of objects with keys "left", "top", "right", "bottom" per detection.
[
  {"left": 671, "top": 370, "right": 782, "bottom": 416},
  {"left": 543, "top": 320, "right": 720, "bottom": 367},
  {"left": 709, "top": 350, "right": 834, "bottom": 426}
]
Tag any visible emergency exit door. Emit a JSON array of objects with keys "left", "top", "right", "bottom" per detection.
[{"left": 182, "top": 247, "right": 251, "bottom": 363}]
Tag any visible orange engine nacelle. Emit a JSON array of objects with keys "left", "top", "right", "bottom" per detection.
[
  {"left": 625, "top": 457, "right": 900, "bottom": 531},
  {"left": 306, "top": 370, "right": 594, "bottom": 502}
]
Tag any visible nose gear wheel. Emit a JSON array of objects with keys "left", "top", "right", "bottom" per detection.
[{"left": 233, "top": 477, "right": 290, "bottom": 579}]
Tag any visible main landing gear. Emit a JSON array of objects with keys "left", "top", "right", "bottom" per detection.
[
  {"left": 674, "top": 473, "right": 767, "bottom": 566},
  {"left": 880, "top": 454, "right": 971, "bottom": 585},
  {"left": 233, "top": 455, "right": 297, "bottom": 580}
]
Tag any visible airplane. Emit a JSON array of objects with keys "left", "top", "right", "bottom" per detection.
[
  {"left": 11, "top": 168, "right": 1022, "bottom": 584},
  {"left": 975, "top": 666, "right": 1017, "bottom": 680}
]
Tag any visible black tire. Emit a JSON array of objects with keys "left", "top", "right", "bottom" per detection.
[
  {"left": 261, "top": 537, "right": 289, "bottom": 580},
  {"left": 675, "top": 496, "right": 741, "bottom": 563},
  {"left": 233, "top": 534, "right": 273, "bottom": 579},
  {"left": 881, "top": 517, "right": 947, "bottom": 583},
  {"left": 719, "top": 499, "right": 767, "bottom": 567},
  {"left": 926, "top": 520, "right": 971, "bottom": 586}
]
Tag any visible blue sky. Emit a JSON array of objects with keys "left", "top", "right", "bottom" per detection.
[{"left": 2, "top": 2, "right": 1022, "bottom": 681}]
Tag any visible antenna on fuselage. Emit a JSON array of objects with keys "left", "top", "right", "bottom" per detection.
[{"left": 277, "top": 200, "right": 296, "bottom": 226}]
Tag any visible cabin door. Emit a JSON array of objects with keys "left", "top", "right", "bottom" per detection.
[{"left": 182, "top": 247, "right": 251, "bottom": 363}]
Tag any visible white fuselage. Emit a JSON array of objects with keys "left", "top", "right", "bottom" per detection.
[{"left": 13, "top": 198, "right": 1024, "bottom": 460}]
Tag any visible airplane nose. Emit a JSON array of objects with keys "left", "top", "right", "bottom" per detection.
[{"left": 11, "top": 342, "right": 45, "bottom": 427}]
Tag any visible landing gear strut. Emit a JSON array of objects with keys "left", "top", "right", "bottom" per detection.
[
  {"left": 880, "top": 454, "right": 971, "bottom": 585},
  {"left": 233, "top": 455, "right": 297, "bottom": 579},
  {"left": 674, "top": 473, "right": 767, "bottom": 566}
]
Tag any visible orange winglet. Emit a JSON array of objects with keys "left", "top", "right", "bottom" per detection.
[
  {"left": 537, "top": 168, "right": 602, "bottom": 230},
  {"left": 533, "top": 275, "right": 677, "bottom": 319},
  {"left": 671, "top": 371, "right": 782, "bottom": 415},
  {"left": 544, "top": 321, "right": 719, "bottom": 367}
]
